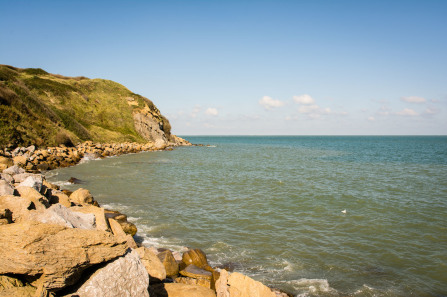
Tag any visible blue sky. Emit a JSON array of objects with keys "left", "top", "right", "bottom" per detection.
[{"left": 2, "top": 0, "right": 446, "bottom": 135}]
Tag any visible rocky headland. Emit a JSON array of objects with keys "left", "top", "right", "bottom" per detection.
[{"left": 0, "top": 65, "right": 291, "bottom": 297}]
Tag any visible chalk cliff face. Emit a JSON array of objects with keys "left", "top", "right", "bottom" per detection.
[{"left": 0, "top": 65, "right": 188, "bottom": 148}]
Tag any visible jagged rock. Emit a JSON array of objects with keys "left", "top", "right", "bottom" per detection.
[
  {"left": 17, "top": 175, "right": 43, "bottom": 192},
  {"left": 215, "top": 269, "right": 230, "bottom": 297},
  {"left": 0, "top": 173, "right": 14, "bottom": 184},
  {"left": 0, "top": 195, "right": 34, "bottom": 222},
  {"left": 104, "top": 209, "right": 137, "bottom": 236},
  {"left": 46, "top": 204, "right": 95, "bottom": 229},
  {"left": 12, "top": 173, "right": 40, "bottom": 183},
  {"left": 71, "top": 205, "right": 110, "bottom": 232},
  {"left": 2, "top": 165, "right": 25, "bottom": 175},
  {"left": 0, "top": 180, "right": 14, "bottom": 196},
  {"left": 157, "top": 250, "right": 179, "bottom": 277},
  {"left": 227, "top": 272, "right": 276, "bottom": 297},
  {"left": 0, "top": 209, "right": 12, "bottom": 225},
  {"left": 0, "top": 221, "right": 128, "bottom": 290},
  {"left": 64, "top": 250, "right": 149, "bottom": 297},
  {"left": 133, "top": 113, "right": 168, "bottom": 148},
  {"left": 150, "top": 283, "right": 216, "bottom": 297},
  {"left": 135, "top": 247, "right": 166, "bottom": 282},
  {"left": 16, "top": 186, "right": 49, "bottom": 210},
  {"left": 182, "top": 249, "right": 213, "bottom": 272},
  {"left": 69, "top": 188, "right": 95, "bottom": 205},
  {"left": 108, "top": 218, "right": 138, "bottom": 249}
]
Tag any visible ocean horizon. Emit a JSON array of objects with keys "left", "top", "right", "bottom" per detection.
[{"left": 47, "top": 135, "right": 447, "bottom": 297}]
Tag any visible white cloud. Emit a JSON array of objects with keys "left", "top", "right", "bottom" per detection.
[
  {"left": 401, "top": 96, "right": 426, "bottom": 103},
  {"left": 293, "top": 94, "right": 315, "bottom": 105},
  {"left": 396, "top": 108, "right": 418, "bottom": 116},
  {"left": 298, "top": 104, "right": 320, "bottom": 114},
  {"left": 205, "top": 107, "right": 219, "bottom": 116},
  {"left": 259, "top": 96, "right": 285, "bottom": 110},
  {"left": 368, "top": 116, "right": 375, "bottom": 121}
]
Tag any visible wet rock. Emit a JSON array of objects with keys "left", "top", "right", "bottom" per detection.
[
  {"left": 0, "top": 221, "right": 128, "bottom": 290},
  {"left": 157, "top": 250, "right": 179, "bottom": 277},
  {"left": 63, "top": 250, "right": 149, "bottom": 297},
  {"left": 182, "top": 249, "right": 213, "bottom": 272},
  {"left": 68, "top": 177, "right": 84, "bottom": 184}
]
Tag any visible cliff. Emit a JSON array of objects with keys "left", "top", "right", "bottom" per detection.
[{"left": 0, "top": 65, "right": 187, "bottom": 148}]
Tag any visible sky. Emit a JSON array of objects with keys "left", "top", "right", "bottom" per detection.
[{"left": 1, "top": 0, "right": 446, "bottom": 135}]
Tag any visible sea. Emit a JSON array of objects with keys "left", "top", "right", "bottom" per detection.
[{"left": 46, "top": 136, "right": 447, "bottom": 297}]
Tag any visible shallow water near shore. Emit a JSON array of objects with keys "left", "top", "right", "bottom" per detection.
[{"left": 46, "top": 136, "right": 447, "bottom": 297}]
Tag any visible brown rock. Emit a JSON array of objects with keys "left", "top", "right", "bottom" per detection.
[
  {"left": 0, "top": 221, "right": 128, "bottom": 290},
  {"left": 0, "top": 274, "right": 24, "bottom": 289},
  {"left": 135, "top": 247, "right": 166, "bottom": 282},
  {"left": 0, "top": 195, "right": 34, "bottom": 222},
  {"left": 150, "top": 283, "right": 216, "bottom": 297},
  {"left": 182, "top": 249, "right": 213, "bottom": 272},
  {"left": 104, "top": 209, "right": 137, "bottom": 236},
  {"left": 120, "top": 221, "right": 138, "bottom": 236},
  {"left": 175, "top": 276, "right": 212, "bottom": 289},
  {"left": 179, "top": 265, "right": 212, "bottom": 289},
  {"left": 12, "top": 155, "right": 27, "bottom": 166},
  {"left": 0, "top": 156, "right": 13, "bottom": 168},
  {"left": 157, "top": 250, "right": 179, "bottom": 277},
  {"left": 48, "top": 191, "right": 71, "bottom": 208},
  {"left": 16, "top": 186, "right": 49, "bottom": 210},
  {"left": 227, "top": 272, "right": 276, "bottom": 297},
  {"left": 69, "top": 188, "right": 95, "bottom": 205}
]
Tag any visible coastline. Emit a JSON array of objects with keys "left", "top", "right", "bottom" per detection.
[{"left": 0, "top": 141, "right": 292, "bottom": 297}]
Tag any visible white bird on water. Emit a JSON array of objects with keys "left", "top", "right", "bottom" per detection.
[{"left": 341, "top": 209, "right": 347, "bottom": 214}]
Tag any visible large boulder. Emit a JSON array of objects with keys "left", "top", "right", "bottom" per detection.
[
  {"left": 135, "top": 247, "right": 166, "bottom": 282},
  {"left": 150, "top": 283, "right": 216, "bottom": 297},
  {"left": 63, "top": 250, "right": 149, "bottom": 297},
  {"left": 69, "top": 188, "right": 96, "bottom": 206},
  {"left": 71, "top": 205, "right": 110, "bottom": 232},
  {"left": 26, "top": 204, "right": 96, "bottom": 229},
  {"left": 0, "top": 221, "right": 128, "bottom": 290},
  {"left": 17, "top": 175, "right": 43, "bottom": 192},
  {"left": 226, "top": 272, "right": 276, "bottom": 297},
  {"left": 0, "top": 195, "right": 34, "bottom": 222},
  {"left": 16, "top": 186, "right": 49, "bottom": 210},
  {"left": 158, "top": 250, "right": 179, "bottom": 277},
  {"left": 0, "top": 180, "right": 14, "bottom": 196},
  {"left": 179, "top": 265, "right": 213, "bottom": 289},
  {"left": 182, "top": 249, "right": 213, "bottom": 272}
]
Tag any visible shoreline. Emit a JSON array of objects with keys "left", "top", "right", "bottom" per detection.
[{"left": 0, "top": 141, "right": 293, "bottom": 297}]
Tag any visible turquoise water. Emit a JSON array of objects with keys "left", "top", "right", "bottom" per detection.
[{"left": 47, "top": 136, "right": 447, "bottom": 296}]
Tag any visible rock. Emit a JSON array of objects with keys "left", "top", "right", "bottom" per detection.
[
  {"left": 104, "top": 209, "right": 137, "bottom": 236},
  {"left": 16, "top": 186, "right": 49, "bottom": 210},
  {"left": 0, "top": 180, "right": 14, "bottom": 196},
  {"left": 0, "top": 208, "right": 12, "bottom": 225},
  {"left": 179, "top": 265, "right": 212, "bottom": 289},
  {"left": 175, "top": 276, "right": 213, "bottom": 290},
  {"left": 0, "top": 221, "right": 128, "bottom": 290},
  {"left": 0, "top": 274, "right": 24, "bottom": 289},
  {"left": 182, "top": 249, "right": 213, "bottom": 272},
  {"left": 47, "top": 190, "right": 72, "bottom": 207},
  {"left": 120, "top": 221, "right": 138, "bottom": 236},
  {"left": 0, "top": 195, "right": 34, "bottom": 222},
  {"left": 17, "top": 175, "right": 43, "bottom": 192},
  {"left": 64, "top": 250, "right": 149, "bottom": 297},
  {"left": 2, "top": 165, "right": 25, "bottom": 175},
  {"left": 150, "top": 283, "right": 216, "bottom": 297},
  {"left": 0, "top": 173, "right": 14, "bottom": 184},
  {"left": 215, "top": 269, "right": 230, "bottom": 297},
  {"left": 48, "top": 204, "right": 96, "bottom": 229},
  {"left": 108, "top": 218, "right": 127, "bottom": 238},
  {"left": 135, "top": 247, "right": 166, "bottom": 282},
  {"left": 68, "top": 177, "right": 84, "bottom": 184},
  {"left": 157, "top": 250, "right": 179, "bottom": 277},
  {"left": 0, "top": 156, "right": 13, "bottom": 168},
  {"left": 69, "top": 188, "right": 95, "bottom": 205},
  {"left": 227, "top": 272, "right": 276, "bottom": 297},
  {"left": 71, "top": 205, "right": 110, "bottom": 232},
  {"left": 12, "top": 155, "right": 27, "bottom": 166},
  {"left": 12, "top": 173, "right": 37, "bottom": 183}
]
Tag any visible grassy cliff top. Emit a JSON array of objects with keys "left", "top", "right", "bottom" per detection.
[{"left": 0, "top": 65, "right": 171, "bottom": 148}]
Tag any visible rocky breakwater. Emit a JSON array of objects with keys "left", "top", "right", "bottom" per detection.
[
  {"left": 0, "top": 138, "right": 191, "bottom": 172},
  {"left": 0, "top": 156, "right": 290, "bottom": 297}
]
